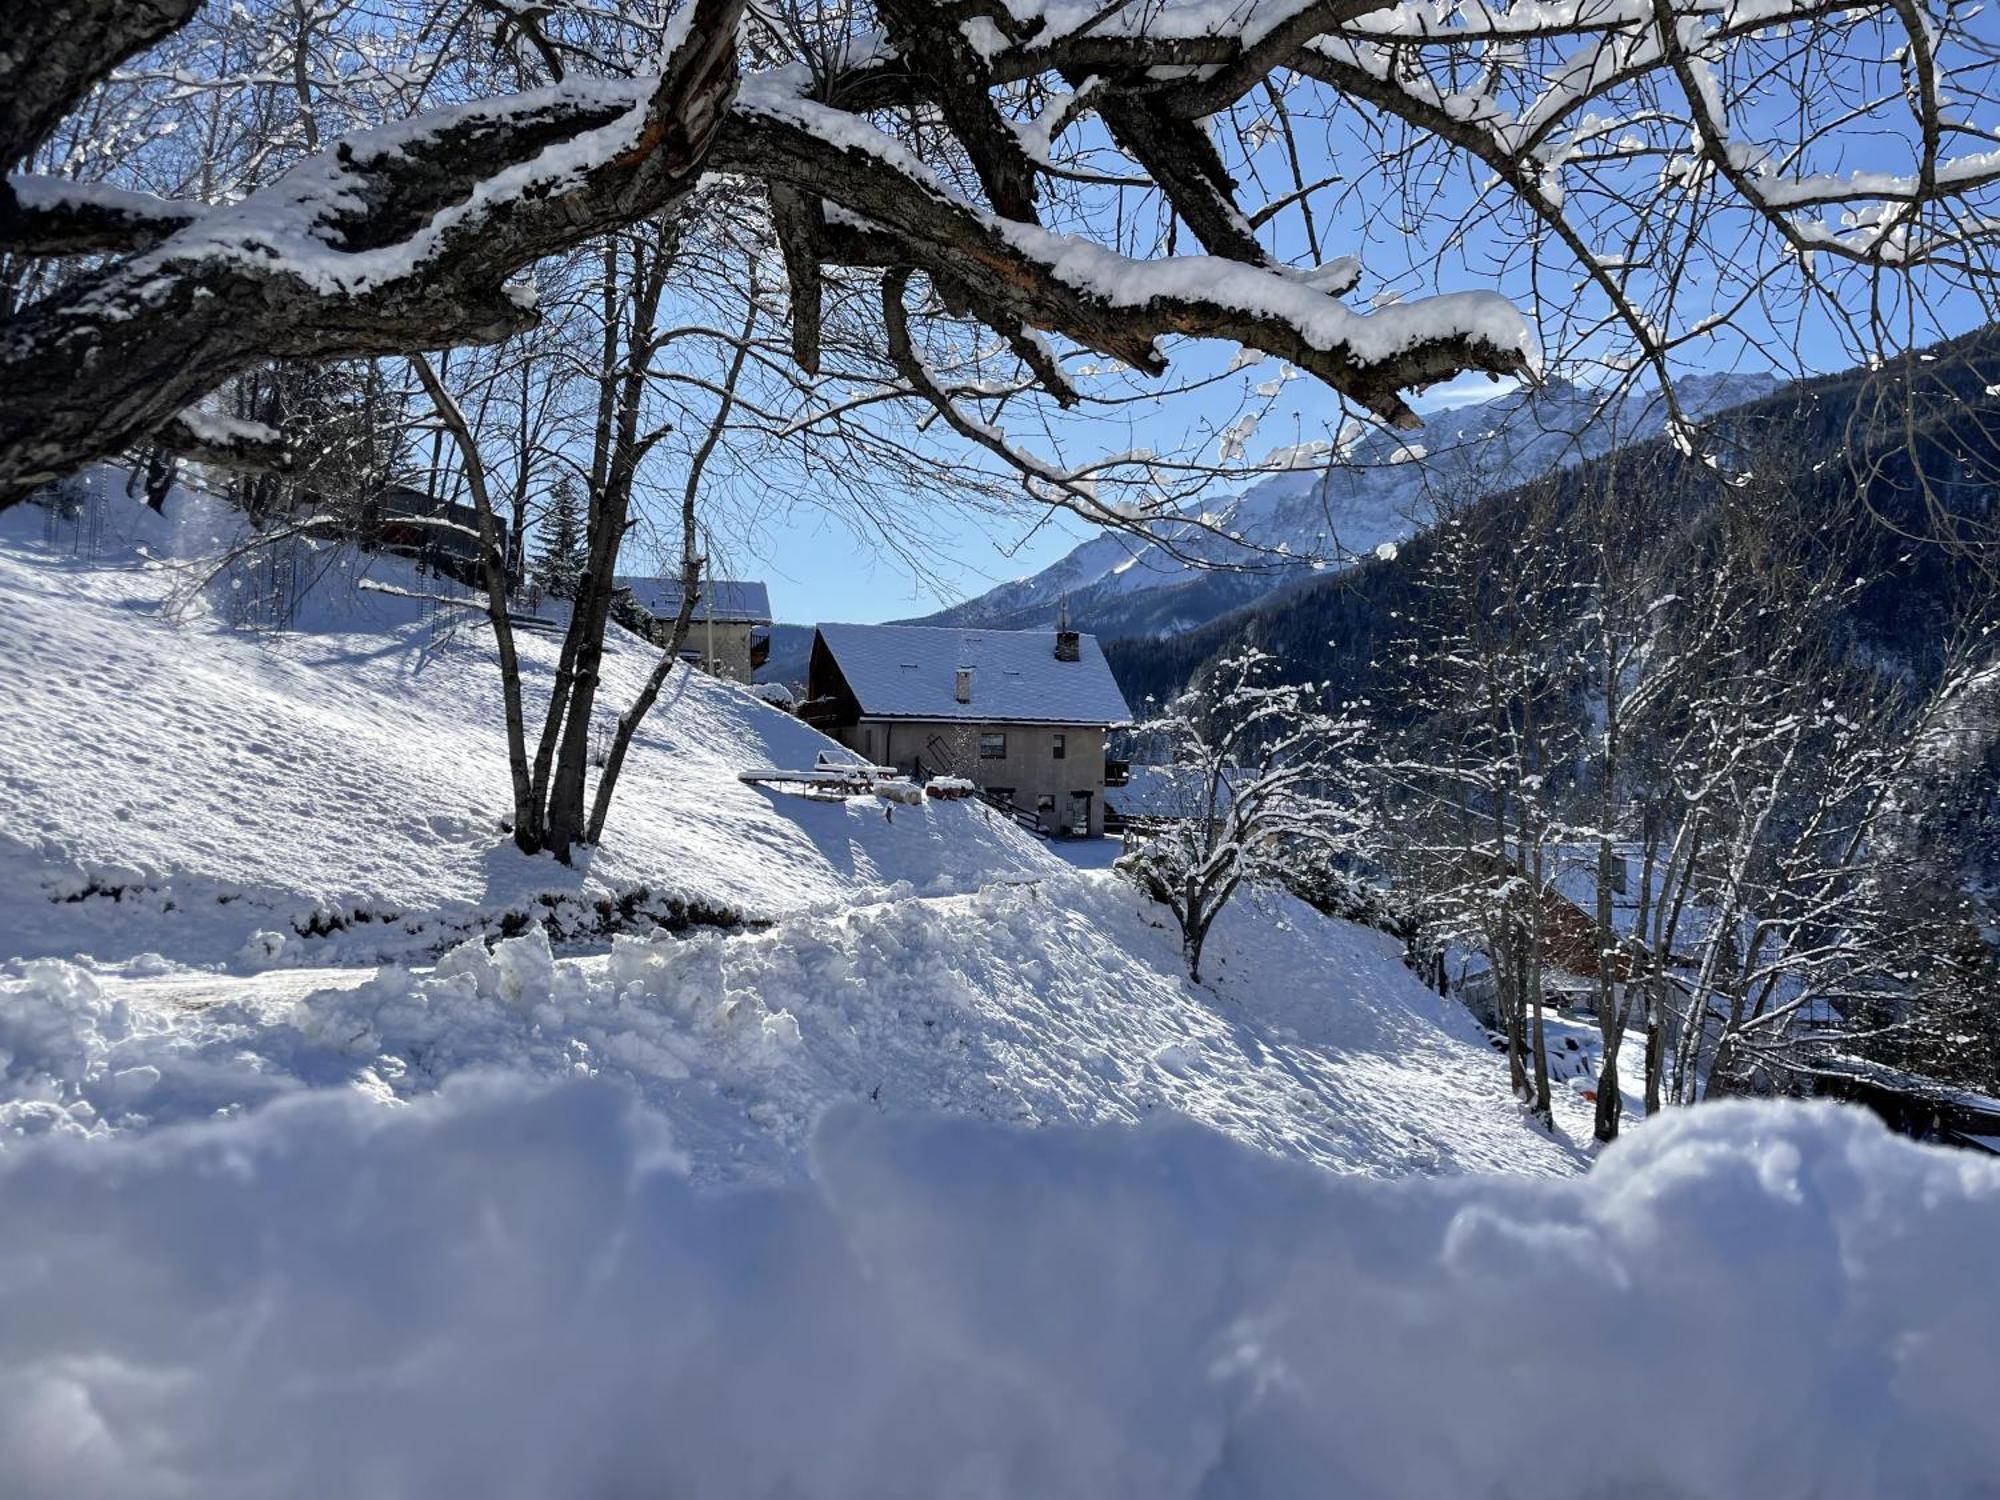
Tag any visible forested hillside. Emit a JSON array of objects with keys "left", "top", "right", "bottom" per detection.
[{"left": 1108, "top": 329, "right": 2000, "bottom": 711}]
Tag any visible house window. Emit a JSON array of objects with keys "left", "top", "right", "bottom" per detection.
[
  {"left": 979, "top": 732, "right": 1007, "bottom": 759},
  {"left": 1051, "top": 732, "right": 1066, "bottom": 760}
]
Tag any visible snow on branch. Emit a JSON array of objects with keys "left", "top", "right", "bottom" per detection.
[
  {"left": 157, "top": 409, "right": 292, "bottom": 475},
  {"left": 721, "top": 82, "right": 1534, "bottom": 426},
  {"left": 0, "top": 0, "right": 747, "bottom": 508},
  {"left": 0, "top": 176, "right": 208, "bottom": 256},
  {"left": 4, "top": 0, "right": 1993, "bottom": 509}
]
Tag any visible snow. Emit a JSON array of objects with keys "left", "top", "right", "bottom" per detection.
[
  {"left": 94, "top": 76, "right": 657, "bottom": 309},
  {"left": 4, "top": 173, "right": 208, "bottom": 232},
  {"left": 0, "top": 879, "right": 1587, "bottom": 1181},
  {"left": 930, "top": 370, "right": 1779, "bottom": 637},
  {"left": 6, "top": 465, "right": 1992, "bottom": 1499},
  {"left": 169, "top": 407, "right": 281, "bottom": 448},
  {"left": 1109, "top": 763, "right": 1237, "bottom": 817},
  {"left": 0, "top": 471, "right": 1051, "bottom": 966},
  {"left": 737, "top": 75, "right": 1535, "bottom": 380},
  {"left": 1, "top": 469, "right": 1591, "bottom": 1178},
  {"left": 0, "top": 1081, "right": 1994, "bottom": 1499},
  {"left": 814, "top": 621, "right": 1133, "bottom": 725}
]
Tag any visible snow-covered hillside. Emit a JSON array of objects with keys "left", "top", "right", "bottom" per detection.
[
  {"left": 8, "top": 467, "right": 1994, "bottom": 1500},
  {"left": 925, "top": 372, "right": 1776, "bottom": 638},
  {"left": 0, "top": 470, "right": 1050, "bottom": 965},
  {"left": 1, "top": 879, "right": 1588, "bottom": 1178},
  {"left": 0, "top": 468, "right": 1594, "bottom": 1173}
]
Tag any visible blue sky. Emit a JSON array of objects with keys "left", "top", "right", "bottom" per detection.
[
  {"left": 641, "top": 11, "right": 1999, "bottom": 628},
  {"left": 727, "top": 372, "right": 1528, "bottom": 627}
]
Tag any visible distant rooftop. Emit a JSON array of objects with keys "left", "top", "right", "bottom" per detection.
[
  {"left": 616, "top": 577, "right": 771, "bottom": 625},
  {"left": 814, "top": 622, "right": 1132, "bottom": 726}
]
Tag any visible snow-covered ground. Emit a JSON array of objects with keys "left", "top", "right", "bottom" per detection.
[
  {"left": 1, "top": 469, "right": 1594, "bottom": 1173},
  {"left": 0, "top": 471, "right": 1049, "bottom": 967},
  {"left": 2, "top": 1081, "right": 1995, "bottom": 1500},
  {"left": 2, "top": 880, "right": 1590, "bottom": 1178},
  {"left": 5, "top": 470, "right": 1995, "bottom": 1497}
]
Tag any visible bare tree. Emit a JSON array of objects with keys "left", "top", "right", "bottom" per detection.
[
  {"left": 1380, "top": 482, "right": 1583, "bottom": 1127},
  {"left": 1120, "top": 645, "right": 1365, "bottom": 983},
  {"left": 8, "top": 0, "right": 1995, "bottom": 518}
]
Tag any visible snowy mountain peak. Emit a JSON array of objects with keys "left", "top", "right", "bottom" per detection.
[{"left": 918, "top": 371, "right": 1780, "bottom": 638}]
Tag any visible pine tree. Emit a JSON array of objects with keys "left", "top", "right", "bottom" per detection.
[{"left": 531, "top": 476, "right": 587, "bottom": 599}]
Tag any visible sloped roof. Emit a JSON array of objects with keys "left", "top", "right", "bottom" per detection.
[
  {"left": 616, "top": 577, "right": 771, "bottom": 624},
  {"left": 815, "top": 622, "right": 1132, "bottom": 726}
]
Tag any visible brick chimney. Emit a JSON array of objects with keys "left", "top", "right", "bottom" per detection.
[{"left": 955, "top": 666, "right": 973, "bottom": 702}]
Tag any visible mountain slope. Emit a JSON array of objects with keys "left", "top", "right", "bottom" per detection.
[
  {"left": 1, "top": 465, "right": 1600, "bottom": 1179},
  {"left": 1105, "top": 330, "right": 2000, "bottom": 709},
  {"left": 917, "top": 372, "right": 1776, "bottom": 640}
]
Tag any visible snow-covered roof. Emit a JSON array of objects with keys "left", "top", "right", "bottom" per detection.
[
  {"left": 815, "top": 623, "right": 1132, "bottom": 726},
  {"left": 617, "top": 577, "right": 771, "bottom": 624}
]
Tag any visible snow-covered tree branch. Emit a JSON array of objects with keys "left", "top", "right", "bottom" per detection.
[
  {"left": 1119, "top": 645, "right": 1367, "bottom": 982},
  {"left": 7, "top": 0, "right": 1992, "bottom": 515}
]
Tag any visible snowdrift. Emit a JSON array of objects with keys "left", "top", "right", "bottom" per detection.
[
  {"left": 0, "top": 881, "right": 1586, "bottom": 1179},
  {"left": 0, "top": 1081, "right": 1992, "bottom": 1500},
  {"left": 0, "top": 470, "right": 1051, "bottom": 964}
]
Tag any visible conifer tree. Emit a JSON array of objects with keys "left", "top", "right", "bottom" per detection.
[{"left": 531, "top": 476, "right": 586, "bottom": 600}]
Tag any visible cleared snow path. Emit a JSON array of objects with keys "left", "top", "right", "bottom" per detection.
[{"left": 82, "top": 964, "right": 385, "bottom": 1011}]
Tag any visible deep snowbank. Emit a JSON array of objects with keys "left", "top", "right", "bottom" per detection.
[
  {"left": 0, "top": 1081, "right": 1992, "bottom": 1500},
  {"left": 0, "top": 470, "right": 1051, "bottom": 964},
  {"left": 0, "top": 880, "right": 1587, "bottom": 1178}
]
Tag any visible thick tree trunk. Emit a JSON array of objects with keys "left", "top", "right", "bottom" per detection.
[
  {"left": 1593, "top": 988, "right": 1628, "bottom": 1142},
  {"left": 1185, "top": 921, "right": 1210, "bottom": 985}
]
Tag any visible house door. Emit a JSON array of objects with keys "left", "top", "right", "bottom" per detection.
[{"left": 1068, "top": 790, "right": 1092, "bottom": 836}]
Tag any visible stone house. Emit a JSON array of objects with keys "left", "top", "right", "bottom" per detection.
[
  {"left": 615, "top": 577, "right": 772, "bottom": 683},
  {"left": 803, "top": 622, "right": 1133, "bottom": 836}
]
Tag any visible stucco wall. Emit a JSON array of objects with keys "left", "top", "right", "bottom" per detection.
[
  {"left": 646, "top": 619, "right": 756, "bottom": 683},
  {"left": 840, "top": 719, "right": 1108, "bottom": 836}
]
